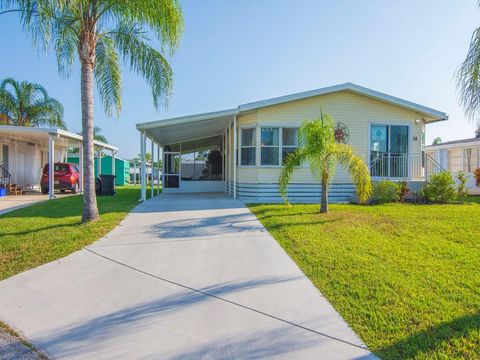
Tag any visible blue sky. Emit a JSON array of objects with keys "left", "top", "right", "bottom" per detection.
[{"left": 0, "top": 0, "right": 478, "bottom": 158}]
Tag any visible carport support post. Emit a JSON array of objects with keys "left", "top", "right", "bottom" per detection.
[
  {"left": 96, "top": 150, "right": 101, "bottom": 177},
  {"left": 111, "top": 150, "right": 116, "bottom": 177},
  {"left": 223, "top": 131, "right": 226, "bottom": 193},
  {"left": 150, "top": 139, "right": 154, "bottom": 199},
  {"left": 140, "top": 131, "right": 146, "bottom": 201},
  {"left": 133, "top": 161, "right": 137, "bottom": 185},
  {"left": 157, "top": 144, "right": 160, "bottom": 196},
  {"left": 79, "top": 144, "right": 84, "bottom": 193},
  {"left": 48, "top": 134, "right": 55, "bottom": 200},
  {"left": 233, "top": 115, "right": 237, "bottom": 199}
]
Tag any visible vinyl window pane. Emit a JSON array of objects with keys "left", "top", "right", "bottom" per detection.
[
  {"left": 261, "top": 147, "right": 279, "bottom": 165},
  {"left": 241, "top": 148, "right": 255, "bottom": 166},
  {"left": 282, "top": 147, "right": 297, "bottom": 163},
  {"left": 282, "top": 128, "right": 298, "bottom": 146},
  {"left": 241, "top": 128, "right": 255, "bottom": 147},
  {"left": 261, "top": 128, "right": 279, "bottom": 146}
]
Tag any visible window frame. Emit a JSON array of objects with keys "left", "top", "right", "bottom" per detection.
[
  {"left": 281, "top": 127, "right": 299, "bottom": 165},
  {"left": 239, "top": 126, "right": 257, "bottom": 167},
  {"left": 260, "top": 127, "right": 281, "bottom": 167}
]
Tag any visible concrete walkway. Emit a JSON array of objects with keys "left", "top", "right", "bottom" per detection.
[{"left": 0, "top": 193, "right": 376, "bottom": 359}]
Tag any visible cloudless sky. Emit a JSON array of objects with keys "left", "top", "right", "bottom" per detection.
[{"left": 0, "top": 0, "right": 479, "bottom": 158}]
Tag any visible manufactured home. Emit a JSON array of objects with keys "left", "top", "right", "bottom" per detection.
[
  {"left": 426, "top": 137, "right": 480, "bottom": 194},
  {"left": 136, "top": 83, "right": 448, "bottom": 202}
]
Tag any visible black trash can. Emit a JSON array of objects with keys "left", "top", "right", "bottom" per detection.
[
  {"left": 99, "top": 174, "right": 116, "bottom": 196},
  {"left": 95, "top": 176, "right": 102, "bottom": 195}
]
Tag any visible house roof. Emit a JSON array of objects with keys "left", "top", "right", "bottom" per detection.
[
  {"left": 136, "top": 82, "right": 448, "bottom": 145},
  {"left": 426, "top": 137, "right": 480, "bottom": 150},
  {"left": 0, "top": 125, "right": 118, "bottom": 151}
]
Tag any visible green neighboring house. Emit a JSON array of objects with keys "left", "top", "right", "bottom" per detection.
[{"left": 67, "top": 155, "right": 130, "bottom": 186}]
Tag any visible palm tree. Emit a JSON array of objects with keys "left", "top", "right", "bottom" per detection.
[
  {"left": 71, "top": 126, "right": 107, "bottom": 153},
  {"left": 457, "top": 6, "right": 480, "bottom": 125},
  {"left": 3, "top": 0, "right": 183, "bottom": 222},
  {"left": 0, "top": 78, "right": 66, "bottom": 129},
  {"left": 279, "top": 112, "right": 372, "bottom": 213}
]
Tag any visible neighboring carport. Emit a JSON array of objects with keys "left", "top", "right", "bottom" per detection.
[{"left": 0, "top": 125, "right": 118, "bottom": 199}]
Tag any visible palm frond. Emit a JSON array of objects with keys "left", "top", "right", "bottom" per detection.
[
  {"left": 113, "top": 22, "right": 173, "bottom": 109},
  {"left": 279, "top": 149, "right": 305, "bottom": 204},
  {"left": 106, "top": 0, "right": 184, "bottom": 53},
  {"left": 95, "top": 34, "right": 122, "bottom": 116},
  {"left": 456, "top": 26, "right": 480, "bottom": 122},
  {"left": 333, "top": 143, "right": 372, "bottom": 203}
]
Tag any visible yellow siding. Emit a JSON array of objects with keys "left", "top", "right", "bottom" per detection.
[{"left": 236, "top": 90, "right": 425, "bottom": 184}]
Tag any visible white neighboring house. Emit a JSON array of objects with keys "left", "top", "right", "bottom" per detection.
[
  {"left": 0, "top": 125, "right": 118, "bottom": 198},
  {"left": 426, "top": 137, "right": 480, "bottom": 195}
]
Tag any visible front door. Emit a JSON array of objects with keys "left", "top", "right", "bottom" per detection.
[
  {"left": 163, "top": 151, "right": 180, "bottom": 188},
  {"left": 370, "top": 125, "right": 409, "bottom": 178}
]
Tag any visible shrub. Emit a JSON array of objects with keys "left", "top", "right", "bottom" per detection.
[
  {"left": 398, "top": 181, "right": 409, "bottom": 200},
  {"left": 456, "top": 171, "right": 468, "bottom": 198},
  {"left": 474, "top": 168, "right": 480, "bottom": 187},
  {"left": 372, "top": 180, "right": 401, "bottom": 204},
  {"left": 422, "top": 172, "right": 457, "bottom": 203}
]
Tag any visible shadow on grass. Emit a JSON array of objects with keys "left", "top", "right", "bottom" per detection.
[
  {"left": 0, "top": 187, "right": 142, "bottom": 220},
  {"left": 377, "top": 312, "right": 480, "bottom": 359},
  {"left": 0, "top": 222, "right": 82, "bottom": 237}
]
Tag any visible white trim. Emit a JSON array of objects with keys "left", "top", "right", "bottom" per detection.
[
  {"left": 0, "top": 125, "right": 118, "bottom": 151},
  {"left": 238, "top": 126, "right": 256, "bottom": 167},
  {"left": 136, "top": 108, "right": 238, "bottom": 130},
  {"left": 48, "top": 135, "right": 55, "bottom": 200},
  {"left": 238, "top": 83, "right": 447, "bottom": 122},
  {"left": 233, "top": 116, "right": 237, "bottom": 199},
  {"left": 426, "top": 138, "right": 480, "bottom": 151},
  {"left": 79, "top": 145, "right": 84, "bottom": 193},
  {"left": 150, "top": 140, "right": 154, "bottom": 198}
]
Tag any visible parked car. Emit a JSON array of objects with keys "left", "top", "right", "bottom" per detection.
[{"left": 41, "top": 163, "right": 80, "bottom": 194}]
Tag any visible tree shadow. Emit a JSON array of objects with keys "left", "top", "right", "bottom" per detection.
[
  {"left": 0, "top": 187, "right": 142, "bottom": 220},
  {"left": 149, "top": 212, "right": 268, "bottom": 239},
  {"left": 34, "top": 276, "right": 301, "bottom": 358},
  {"left": 377, "top": 312, "right": 480, "bottom": 359}
]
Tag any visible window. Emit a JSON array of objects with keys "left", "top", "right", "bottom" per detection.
[
  {"left": 261, "top": 128, "right": 279, "bottom": 165},
  {"left": 240, "top": 128, "right": 256, "bottom": 166},
  {"left": 282, "top": 128, "right": 298, "bottom": 163},
  {"left": 463, "top": 148, "right": 479, "bottom": 172}
]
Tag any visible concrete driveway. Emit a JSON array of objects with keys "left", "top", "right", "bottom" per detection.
[{"left": 0, "top": 193, "right": 375, "bottom": 359}]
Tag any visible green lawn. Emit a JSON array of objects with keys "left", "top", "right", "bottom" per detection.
[
  {"left": 248, "top": 198, "right": 480, "bottom": 360},
  {"left": 0, "top": 186, "right": 155, "bottom": 281}
]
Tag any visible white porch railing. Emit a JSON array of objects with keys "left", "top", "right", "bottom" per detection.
[{"left": 369, "top": 153, "right": 444, "bottom": 181}]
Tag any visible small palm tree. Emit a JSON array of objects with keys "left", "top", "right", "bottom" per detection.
[
  {"left": 0, "top": 78, "right": 66, "bottom": 129},
  {"left": 279, "top": 112, "right": 371, "bottom": 213},
  {"left": 3, "top": 0, "right": 183, "bottom": 222}
]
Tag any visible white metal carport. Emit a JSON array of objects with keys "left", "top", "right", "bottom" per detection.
[
  {"left": 136, "top": 109, "right": 238, "bottom": 201},
  {"left": 0, "top": 125, "right": 118, "bottom": 199}
]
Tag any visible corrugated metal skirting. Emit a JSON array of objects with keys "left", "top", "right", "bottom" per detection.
[{"left": 226, "top": 182, "right": 356, "bottom": 203}]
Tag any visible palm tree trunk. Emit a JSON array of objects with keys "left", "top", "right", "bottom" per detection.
[
  {"left": 320, "top": 174, "right": 328, "bottom": 213},
  {"left": 81, "top": 59, "right": 99, "bottom": 222}
]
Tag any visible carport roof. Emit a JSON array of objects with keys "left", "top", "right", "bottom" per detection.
[
  {"left": 0, "top": 125, "right": 118, "bottom": 151},
  {"left": 136, "top": 82, "right": 448, "bottom": 146}
]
